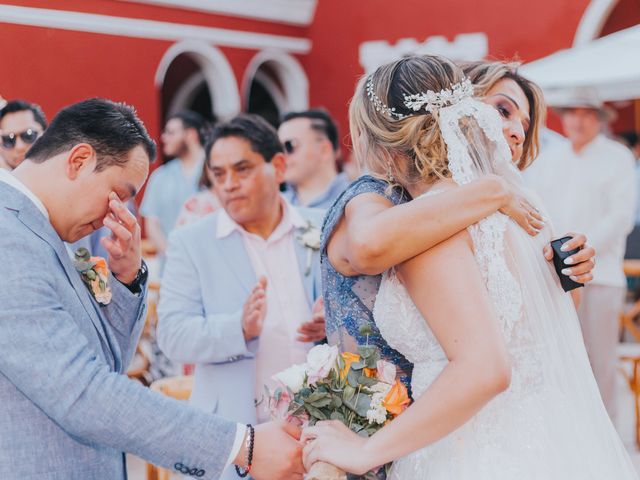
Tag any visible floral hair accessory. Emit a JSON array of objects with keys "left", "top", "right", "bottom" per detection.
[
  {"left": 366, "top": 76, "right": 474, "bottom": 119},
  {"left": 403, "top": 77, "right": 473, "bottom": 113},
  {"left": 73, "top": 247, "right": 112, "bottom": 305}
]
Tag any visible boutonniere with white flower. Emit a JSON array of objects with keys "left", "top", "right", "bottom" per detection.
[
  {"left": 297, "top": 221, "right": 321, "bottom": 276},
  {"left": 73, "top": 247, "right": 112, "bottom": 305}
]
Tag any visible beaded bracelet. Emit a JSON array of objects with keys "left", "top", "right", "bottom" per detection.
[{"left": 235, "top": 424, "right": 254, "bottom": 478}]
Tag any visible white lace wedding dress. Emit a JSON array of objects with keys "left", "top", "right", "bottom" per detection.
[{"left": 372, "top": 98, "right": 638, "bottom": 479}]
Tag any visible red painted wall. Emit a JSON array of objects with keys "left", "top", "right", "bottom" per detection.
[{"left": 303, "top": 0, "right": 591, "bottom": 149}]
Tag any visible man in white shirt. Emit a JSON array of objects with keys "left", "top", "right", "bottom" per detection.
[
  {"left": 527, "top": 88, "right": 636, "bottom": 422},
  {"left": 158, "top": 114, "right": 325, "bottom": 480}
]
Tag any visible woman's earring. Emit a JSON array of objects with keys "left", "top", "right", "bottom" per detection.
[{"left": 386, "top": 164, "right": 395, "bottom": 183}]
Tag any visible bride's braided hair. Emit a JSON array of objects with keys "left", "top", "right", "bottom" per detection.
[{"left": 349, "top": 55, "right": 466, "bottom": 190}]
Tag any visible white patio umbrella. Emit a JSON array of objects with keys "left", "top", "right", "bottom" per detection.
[{"left": 521, "top": 24, "right": 640, "bottom": 105}]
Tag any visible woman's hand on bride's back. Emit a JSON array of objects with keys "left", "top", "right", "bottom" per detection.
[
  {"left": 496, "top": 177, "right": 545, "bottom": 236},
  {"left": 301, "top": 420, "right": 373, "bottom": 475}
]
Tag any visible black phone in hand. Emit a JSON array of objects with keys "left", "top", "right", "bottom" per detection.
[{"left": 550, "top": 236, "right": 583, "bottom": 292}]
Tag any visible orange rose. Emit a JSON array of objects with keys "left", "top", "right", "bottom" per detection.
[
  {"left": 363, "top": 367, "right": 377, "bottom": 378},
  {"left": 91, "top": 257, "right": 109, "bottom": 279},
  {"left": 383, "top": 380, "right": 410, "bottom": 416},
  {"left": 340, "top": 352, "right": 361, "bottom": 379}
]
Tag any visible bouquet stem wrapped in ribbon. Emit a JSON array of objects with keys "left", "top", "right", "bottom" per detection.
[{"left": 265, "top": 327, "right": 410, "bottom": 480}]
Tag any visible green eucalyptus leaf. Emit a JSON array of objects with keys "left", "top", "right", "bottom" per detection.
[
  {"left": 343, "top": 384, "right": 356, "bottom": 401},
  {"left": 347, "top": 369, "right": 361, "bottom": 388},
  {"left": 309, "top": 397, "right": 332, "bottom": 408},
  {"left": 358, "top": 375, "right": 378, "bottom": 387},
  {"left": 305, "top": 404, "right": 327, "bottom": 420},
  {"left": 330, "top": 411, "right": 345, "bottom": 423},
  {"left": 350, "top": 361, "right": 365, "bottom": 371},
  {"left": 358, "top": 345, "right": 377, "bottom": 359}
]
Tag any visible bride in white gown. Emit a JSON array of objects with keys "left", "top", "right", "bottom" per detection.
[{"left": 302, "top": 55, "right": 638, "bottom": 479}]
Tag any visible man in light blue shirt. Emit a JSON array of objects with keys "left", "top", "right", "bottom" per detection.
[
  {"left": 140, "top": 111, "right": 205, "bottom": 256},
  {"left": 278, "top": 109, "right": 350, "bottom": 210}
]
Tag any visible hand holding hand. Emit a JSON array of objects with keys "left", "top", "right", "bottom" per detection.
[
  {"left": 498, "top": 181, "right": 545, "bottom": 236},
  {"left": 297, "top": 297, "right": 326, "bottom": 343},
  {"left": 543, "top": 232, "right": 596, "bottom": 284},
  {"left": 301, "top": 420, "right": 371, "bottom": 476},
  {"left": 242, "top": 276, "right": 268, "bottom": 341},
  {"left": 101, "top": 192, "right": 141, "bottom": 285},
  {"left": 238, "top": 421, "right": 304, "bottom": 480}
]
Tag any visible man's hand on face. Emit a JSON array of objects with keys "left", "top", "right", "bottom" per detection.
[
  {"left": 101, "top": 192, "right": 142, "bottom": 285},
  {"left": 297, "top": 297, "right": 326, "bottom": 343},
  {"left": 543, "top": 232, "right": 596, "bottom": 284},
  {"left": 242, "top": 276, "right": 268, "bottom": 341}
]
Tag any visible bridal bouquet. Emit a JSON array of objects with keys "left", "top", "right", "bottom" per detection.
[{"left": 264, "top": 329, "right": 410, "bottom": 480}]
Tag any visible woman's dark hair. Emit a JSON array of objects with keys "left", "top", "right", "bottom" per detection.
[
  {"left": 205, "top": 114, "right": 283, "bottom": 164},
  {"left": 26, "top": 98, "right": 156, "bottom": 171}
]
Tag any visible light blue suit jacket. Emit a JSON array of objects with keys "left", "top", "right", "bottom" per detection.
[
  {"left": 0, "top": 182, "right": 236, "bottom": 480},
  {"left": 157, "top": 206, "right": 323, "bottom": 478}
]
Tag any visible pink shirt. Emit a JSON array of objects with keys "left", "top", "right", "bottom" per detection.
[{"left": 217, "top": 197, "right": 313, "bottom": 422}]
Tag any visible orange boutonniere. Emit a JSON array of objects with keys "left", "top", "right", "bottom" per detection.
[{"left": 73, "top": 247, "right": 112, "bottom": 305}]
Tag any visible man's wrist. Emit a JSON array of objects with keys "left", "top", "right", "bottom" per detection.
[{"left": 118, "top": 260, "right": 148, "bottom": 294}]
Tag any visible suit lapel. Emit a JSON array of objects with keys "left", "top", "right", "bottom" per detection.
[
  {"left": 212, "top": 229, "right": 257, "bottom": 295},
  {"left": 12, "top": 195, "right": 115, "bottom": 366}
]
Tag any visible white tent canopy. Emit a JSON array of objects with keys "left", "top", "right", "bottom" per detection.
[{"left": 521, "top": 24, "right": 640, "bottom": 105}]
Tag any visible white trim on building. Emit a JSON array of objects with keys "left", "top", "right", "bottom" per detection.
[
  {"left": 242, "top": 50, "right": 309, "bottom": 112},
  {"left": 120, "top": 0, "right": 318, "bottom": 26},
  {"left": 573, "top": 0, "right": 620, "bottom": 46},
  {"left": 0, "top": 4, "right": 311, "bottom": 53},
  {"left": 156, "top": 40, "right": 241, "bottom": 120},
  {"left": 359, "top": 33, "right": 489, "bottom": 73}
]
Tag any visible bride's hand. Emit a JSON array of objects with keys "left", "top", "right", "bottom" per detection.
[
  {"left": 498, "top": 180, "right": 545, "bottom": 236},
  {"left": 301, "top": 421, "right": 373, "bottom": 475}
]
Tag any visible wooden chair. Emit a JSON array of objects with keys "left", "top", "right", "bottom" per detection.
[
  {"left": 146, "top": 376, "right": 195, "bottom": 480},
  {"left": 618, "top": 259, "right": 640, "bottom": 448}
]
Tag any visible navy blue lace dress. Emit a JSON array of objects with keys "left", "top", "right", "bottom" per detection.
[{"left": 321, "top": 175, "right": 414, "bottom": 392}]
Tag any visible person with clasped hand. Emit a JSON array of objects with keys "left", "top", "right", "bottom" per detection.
[{"left": 0, "top": 98, "right": 303, "bottom": 480}]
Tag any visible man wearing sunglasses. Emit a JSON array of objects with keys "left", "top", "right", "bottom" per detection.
[
  {"left": 278, "top": 109, "right": 350, "bottom": 210},
  {"left": 0, "top": 99, "right": 47, "bottom": 170}
]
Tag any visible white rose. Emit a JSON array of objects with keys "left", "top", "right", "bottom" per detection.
[
  {"left": 272, "top": 364, "right": 307, "bottom": 394},
  {"left": 300, "top": 228, "right": 321, "bottom": 250},
  {"left": 305, "top": 344, "right": 339, "bottom": 383}
]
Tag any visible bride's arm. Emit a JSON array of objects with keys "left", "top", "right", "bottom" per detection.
[
  {"left": 304, "top": 230, "right": 510, "bottom": 474},
  {"left": 328, "top": 175, "right": 541, "bottom": 276}
]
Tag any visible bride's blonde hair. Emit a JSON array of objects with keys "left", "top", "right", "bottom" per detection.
[{"left": 349, "top": 55, "right": 466, "bottom": 190}]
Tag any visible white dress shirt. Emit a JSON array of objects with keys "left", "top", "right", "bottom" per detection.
[
  {"left": 217, "top": 197, "right": 314, "bottom": 422},
  {"left": 524, "top": 134, "right": 637, "bottom": 287}
]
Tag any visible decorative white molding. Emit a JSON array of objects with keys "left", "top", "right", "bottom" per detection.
[
  {"left": 242, "top": 50, "right": 309, "bottom": 112},
  {"left": 120, "top": 0, "right": 318, "bottom": 26},
  {"left": 252, "top": 70, "right": 288, "bottom": 114},
  {"left": 167, "top": 71, "right": 207, "bottom": 117},
  {"left": 573, "top": 0, "right": 619, "bottom": 46},
  {"left": 0, "top": 4, "right": 311, "bottom": 53},
  {"left": 359, "top": 33, "right": 489, "bottom": 74},
  {"left": 156, "top": 40, "right": 241, "bottom": 120}
]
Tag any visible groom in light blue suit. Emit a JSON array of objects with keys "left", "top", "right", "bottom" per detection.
[
  {"left": 158, "top": 114, "right": 325, "bottom": 479},
  {"left": 0, "top": 99, "right": 304, "bottom": 480}
]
